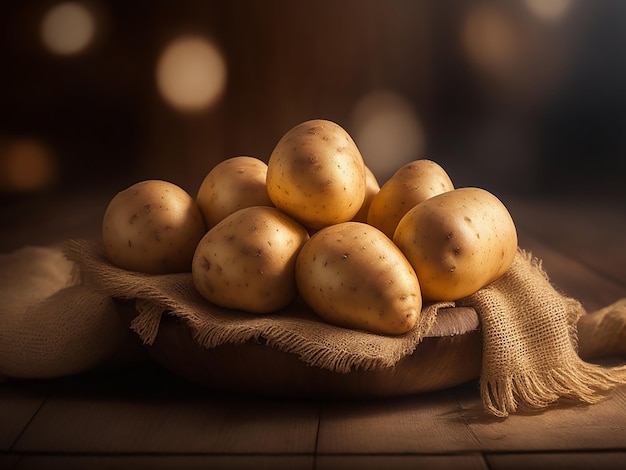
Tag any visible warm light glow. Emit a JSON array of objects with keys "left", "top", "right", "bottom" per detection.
[
  {"left": 0, "top": 139, "right": 58, "bottom": 192},
  {"left": 462, "top": 4, "right": 520, "bottom": 75},
  {"left": 156, "top": 35, "right": 227, "bottom": 113},
  {"left": 524, "top": 0, "right": 571, "bottom": 21},
  {"left": 350, "top": 90, "right": 425, "bottom": 180},
  {"left": 41, "top": 2, "right": 96, "bottom": 56}
]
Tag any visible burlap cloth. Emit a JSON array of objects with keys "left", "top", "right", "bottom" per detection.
[
  {"left": 64, "top": 239, "right": 626, "bottom": 417},
  {"left": 0, "top": 245, "right": 133, "bottom": 379}
]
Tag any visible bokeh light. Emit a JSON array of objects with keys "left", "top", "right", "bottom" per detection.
[
  {"left": 350, "top": 90, "right": 425, "bottom": 181},
  {"left": 0, "top": 139, "right": 58, "bottom": 192},
  {"left": 40, "top": 2, "right": 96, "bottom": 56},
  {"left": 461, "top": 4, "right": 521, "bottom": 76},
  {"left": 156, "top": 35, "right": 227, "bottom": 113},
  {"left": 524, "top": 0, "right": 572, "bottom": 21}
]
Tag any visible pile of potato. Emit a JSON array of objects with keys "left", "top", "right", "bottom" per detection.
[{"left": 102, "top": 119, "right": 517, "bottom": 336}]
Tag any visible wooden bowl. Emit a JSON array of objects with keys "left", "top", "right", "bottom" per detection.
[{"left": 117, "top": 302, "right": 483, "bottom": 398}]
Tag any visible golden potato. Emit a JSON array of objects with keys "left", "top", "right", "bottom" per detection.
[
  {"left": 102, "top": 180, "right": 206, "bottom": 274},
  {"left": 367, "top": 159, "right": 454, "bottom": 238},
  {"left": 266, "top": 119, "right": 366, "bottom": 230},
  {"left": 192, "top": 206, "right": 309, "bottom": 314},
  {"left": 352, "top": 165, "right": 380, "bottom": 223},
  {"left": 295, "top": 222, "right": 422, "bottom": 335},
  {"left": 196, "top": 156, "right": 273, "bottom": 230},
  {"left": 393, "top": 187, "right": 518, "bottom": 301}
]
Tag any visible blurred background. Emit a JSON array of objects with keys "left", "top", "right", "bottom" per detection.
[{"left": 1, "top": 0, "right": 625, "bottom": 206}]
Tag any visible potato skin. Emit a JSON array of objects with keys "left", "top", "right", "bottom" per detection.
[
  {"left": 102, "top": 180, "right": 206, "bottom": 274},
  {"left": 352, "top": 165, "right": 380, "bottom": 223},
  {"left": 196, "top": 156, "right": 273, "bottom": 230},
  {"left": 192, "top": 206, "right": 309, "bottom": 314},
  {"left": 295, "top": 222, "right": 422, "bottom": 335},
  {"left": 368, "top": 159, "right": 454, "bottom": 238},
  {"left": 266, "top": 119, "right": 366, "bottom": 230},
  {"left": 393, "top": 187, "right": 517, "bottom": 301}
]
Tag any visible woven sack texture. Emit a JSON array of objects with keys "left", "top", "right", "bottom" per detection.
[{"left": 0, "top": 246, "right": 132, "bottom": 379}]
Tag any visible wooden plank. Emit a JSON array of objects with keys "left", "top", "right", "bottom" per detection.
[
  {"left": 14, "top": 396, "right": 318, "bottom": 454},
  {"left": 11, "top": 454, "right": 314, "bottom": 470},
  {"left": 0, "top": 382, "right": 49, "bottom": 451},
  {"left": 316, "top": 454, "right": 488, "bottom": 470},
  {"left": 12, "top": 367, "right": 319, "bottom": 454},
  {"left": 316, "top": 384, "right": 481, "bottom": 454},
  {"left": 507, "top": 197, "right": 626, "bottom": 287},
  {"left": 0, "top": 454, "right": 21, "bottom": 470},
  {"left": 486, "top": 451, "right": 626, "bottom": 470},
  {"left": 516, "top": 231, "right": 626, "bottom": 312},
  {"left": 457, "top": 385, "right": 626, "bottom": 452}
]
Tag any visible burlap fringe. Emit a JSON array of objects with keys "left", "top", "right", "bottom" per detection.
[
  {"left": 131, "top": 300, "right": 164, "bottom": 345},
  {"left": 476, "top": 251, "right": 626, "bottom": 417},
  {"left": 188, "top": 300, "right": 441, "bottom": 374},
  {"left": 128, "top": 297, "right": 440, "bottom": 373},
  {"left": 193, "top": 303, "right": 441, "bottom": 374},
  {"left": 482, "top": 362, "right": 626, "bottom": 418}
]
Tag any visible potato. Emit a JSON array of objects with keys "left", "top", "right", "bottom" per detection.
[
  {"left": 295, "top": 222, "right": 422, "bottom": 335},
  {"left": 266, "top": 119, "right": 366, "bottom": 230},
  {"left": 192, "top": 206, "right": 309, "bottom": 313},
  {"left": 393, "top": 187, "right": 517, "bottom": 301},
  {"left": 367, "top": 159, "right": 454, "bottom": 238},
  {"left": 196, "top": 156, "right": 273, "bottom": 230},
  {"left": 352, "top": 165, "right": 380, "bottom": 223},
  {"left": 102, "top": 180, "right": 206, "bottom": 274}
]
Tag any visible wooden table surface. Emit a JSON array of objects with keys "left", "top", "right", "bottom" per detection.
[{"left": 1, "top": 189, "right": 626, "bottom": 470}]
